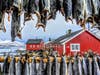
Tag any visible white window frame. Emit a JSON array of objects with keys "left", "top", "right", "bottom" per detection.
[
  {"left": 32, "top": 45, "right": 35, "bottom": 48},
  {"left": 30, "top": 45, "right": 33, "bottom": 48},
  {"left": 37, "top": 45, "right": 40, "bottom": 48},
  {"left": 70, "top": 43, "right": 80, "bottom": 52}
]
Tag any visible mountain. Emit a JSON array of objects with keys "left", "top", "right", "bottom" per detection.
[{"left": 0, "top": 40, "right": 24, "bottom": 47}]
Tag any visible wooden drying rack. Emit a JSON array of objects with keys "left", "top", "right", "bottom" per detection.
[
  {"left": 0, "top": 50, "right": 94, "bottom": 63},
  {"left": 0, "top": 56, "right": 62, "bottom": 63},
  {"left": 0, "top": 56, "right": 93, "bottom": 63}
]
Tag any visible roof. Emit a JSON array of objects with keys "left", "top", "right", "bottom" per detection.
[
  {"left": 51, "top": 29, "right": 100, "bottom": 44},
  {"left": 90, "top": 28, "right": 100, "bottom": 39},
  {"left": 52, "top": 30, "right": 82, "bottom": 44},
  {"left": 26, "top": 39, "right": 43, "bottom": 44}
]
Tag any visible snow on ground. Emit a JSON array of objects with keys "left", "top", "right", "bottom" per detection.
[{"left": 0, "top": 40, "right": 24, "bottom": 47}]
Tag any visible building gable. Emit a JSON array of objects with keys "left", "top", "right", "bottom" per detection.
[
  {"left": 52, "top": 30, "right": 83, "bottom": 44},
  {"left": 26, "top": 39, "right": 43, "bottom": 44},
  {"left": 62, "top": 30, "right": 100, "bottom": 44},
  {"left": 65, "top": 30, "right": 100, "bottom": 55}
]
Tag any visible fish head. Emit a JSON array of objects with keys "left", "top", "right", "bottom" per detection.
[{"left": 17, "top": 32, "right": 22, "bottom": 39}]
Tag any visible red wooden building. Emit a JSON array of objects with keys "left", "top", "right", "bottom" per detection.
[
  {"left": 26, "top": 39, "right": 44, "bottom": 50},
  {"left": 46, "top": 30, "right": 100, "bottom": 55},
  {"left": 45, "top": 41, "right": 63, "bottom": 55}
]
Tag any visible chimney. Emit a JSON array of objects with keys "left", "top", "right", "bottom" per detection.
[
  {"left": 49, "top": 37, "right": 51, "bottom": 41},
  {"left": 67, "top": 29, "right": 72, "bottom": 35}
]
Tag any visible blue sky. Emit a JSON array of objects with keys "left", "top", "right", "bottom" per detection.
[{"left": 0, "top": 12, "right": 82, "bottom": 43}]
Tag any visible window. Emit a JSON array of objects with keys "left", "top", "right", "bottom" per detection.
[
  {"left": 37, "top": 45, "right": 40, "bottom": 48},
  {"left": 30, "top": 45, "right": 35, "bottom": 48},
  {"left": 33, "top": 45, "right": 35, "bottom": 48},
  {"left": 30, "top": 45, "right": 33, "bottom": 48},
  {"left": 70, "top": 43, "right": 80, "bottom": 51}
]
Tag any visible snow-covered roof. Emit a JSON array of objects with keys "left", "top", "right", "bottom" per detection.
[
  {"left": 90, "top": 28, "right": 100, "bottom": 39},
  {"left": 50, "top": 29, "right": 100, "bottom": 44},
  {"left": 0, "top": 40, "right": 24, "bottom": 47}
]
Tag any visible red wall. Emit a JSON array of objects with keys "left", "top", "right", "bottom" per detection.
[
  {"left": 53, "top": 45, "right": 63, "bottom": 56},
  {"left": 45, "top": 44, "right": 63, "bottom": 56},
  {"left": 26, "top": 42, "right": 44, "bottom": 50},
  {"left": 65, "top": 31, "right": 100, "bottom": 55}
]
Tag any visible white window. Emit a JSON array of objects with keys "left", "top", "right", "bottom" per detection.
[
  {"left": 37, "top": 45, "right": 40, "bottom": 48},
  {"left": 33, "top": 45, "right": 35, "bottom": 48},
  {"left": 70, "top": 43, "right": 80, "bottom": 52},
  {"left": 30, "top": 45, "right": 33, "bottom": 48},
  {"left": 30, "top": 45, "right": 35, "bottom": 48}
]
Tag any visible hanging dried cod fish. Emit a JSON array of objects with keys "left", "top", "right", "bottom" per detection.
[
  {"left": 91, "top": 0, "right": 99, "bottom": 15},
  {"left": 35, "top": 12, "right": 47, "bottom": 32},
  {"left": 56, "top": 0, "right": 64, "bottom": 16},
  {"left": 29, "top": 57, "right": 37, "bottom": 75},
  {"left": 89, "top": 0, "right": 100, "bottom": 28},
  {"left": 0, "top": 0, "right": 6, "bottom": 32},
  {"left": 16, "top": 59, "right": 22, "bottom": 75},
  {"left": 71, "top": 0, "right": 83, "bottom": 28},
  {"left": 84, "top": 0, "right": 93, "bottom": 18},
  {"left": 84, "top": 0, "right": 95, "bottom": 27},
  {"left": 10, "top": 0, "right": 25, "bottom": 41},
  {"left": 23, "top": 0, "right": 34, "bottom": 25},
  {"left": 52, "top": 56, "right": 58, "bottom": 75},
  {"left": 63, "top": 0, "right": 73, "bottom": 23},
  {"left": 8, "top": 57, "right": 16, "bottom": 75},
  {"left": 13, "top": 0, "right": 23, "bottom": 12},
  {"left": 11, "top": 6, "right": 22, "bottom": 41},
  {"left": 3, "top": 56, "right": 10, "bottom": 75},
  {"left": 93, "top": 14, "right": 100, "bottom": 29},
  {"left": 37, "top": 58, "right": 44, "bottom": 75},
  {"left": 1, "top": 0, "right": 14, "bottom": 22},
  {"left": 47, "top": 0, "right": 57, "bottom": 20},
  {"left": 73, "top": 56, "right": 79, "bottom": 75},
  {"left": 60, "top": 56, "right": 68, "bottom": 75},
  {"left": 72, "top": 0, "right": 84, "bottom": 22},
  {"left": 0, "top": 13, "right": 6, "bottom": 32},
  {"left": 35, "top": 0, "right": 48, "bottom": 32}
]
